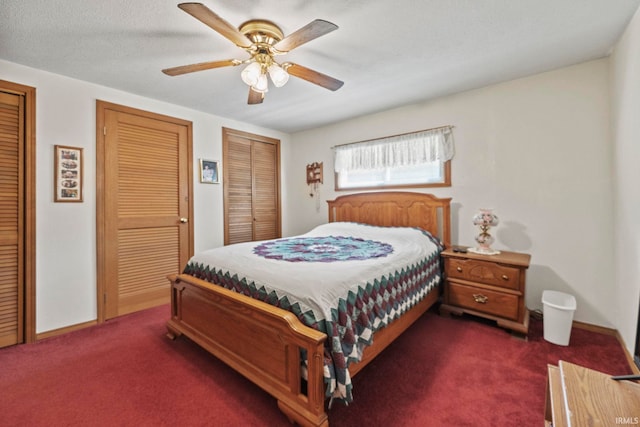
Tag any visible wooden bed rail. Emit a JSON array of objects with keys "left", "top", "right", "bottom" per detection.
[{"left": 167, "top": 273, "right": 329, "bottom": 427}]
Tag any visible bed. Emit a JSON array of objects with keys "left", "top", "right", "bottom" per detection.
[{"left": 166, "top": 191, "right": 451, "bottom": 426}]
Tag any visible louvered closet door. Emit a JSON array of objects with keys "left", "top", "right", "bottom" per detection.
[
  {"left": 104, "top": 109, "right": 190, "bottom": 319},
  {"left": 224, "top": 133, "right": 254, "bottom": 244},
  {"left": 251, "top": 140, "right": 279, "bottom": 241},
  {"left": 223, "top": 128, "right": 280, "bottom": 245},
  {"left": 0, "top": 92, "right": 23, "bottom": 347}
]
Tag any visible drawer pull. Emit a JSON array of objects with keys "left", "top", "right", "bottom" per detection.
[
  {"left": 473, "top": 294, "right": 489, "bottom": 304},
  {"left": 456, "top": 266, "right": 463, "bottom": 272},
  {"left": 501, "top": 274, "right": 509, "bottom": 281}
]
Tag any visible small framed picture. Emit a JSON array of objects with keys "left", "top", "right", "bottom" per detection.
[
  {"left": 54, "top": 145, "right": 83, "bottom": 202},
  {"left": 199, "top": 159, "right": 220, "bottom": 184}
]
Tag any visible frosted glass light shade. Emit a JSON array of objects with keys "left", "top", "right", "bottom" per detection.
[
  {"left": 472, "top": 209, "right": 499, "bottom": 227},
  {"left": 241, "top": 62, "right": 262, "bottom": 87},
  {"left": 268, "top": 63, "right": 289, "bottom": 87},
  {"left": 253, "top": 73, "right": 269, "bottom": 93}
]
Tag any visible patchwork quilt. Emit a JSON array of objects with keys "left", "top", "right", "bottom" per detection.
[{"left": 184, "top": 222, "right": 444, "bottom": 404}]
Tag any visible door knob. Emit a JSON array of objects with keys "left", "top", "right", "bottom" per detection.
[{"left": 180, "top": 217, "right": 188, "bottom": 223}]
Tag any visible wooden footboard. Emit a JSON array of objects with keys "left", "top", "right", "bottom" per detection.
[
  {"left": 167, "top": 272, "right": 440, "bottom": 426},
  {"left": 167, "top": 273, "right": 329, "bottom": 427}
]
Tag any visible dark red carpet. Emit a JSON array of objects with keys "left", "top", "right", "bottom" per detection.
[{"left": 0, "top": 304, "right": 632, "bottom": 426}]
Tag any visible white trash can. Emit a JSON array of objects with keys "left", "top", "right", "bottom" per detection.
[{"left": 542, "top": 290, "right": 576, "bottom": 346}]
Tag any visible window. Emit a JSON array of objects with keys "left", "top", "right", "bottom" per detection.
[{"left": 334, "top": 126, "right": 453, "bottom": 191}]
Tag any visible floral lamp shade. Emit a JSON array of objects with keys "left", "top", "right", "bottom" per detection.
[{"left": 468, "top": 209, "right": 500, "bottom": 255}]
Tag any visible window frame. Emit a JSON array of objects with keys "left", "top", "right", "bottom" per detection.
[{"left": 334, "top": 159, "right": 451, "bottom": 191}]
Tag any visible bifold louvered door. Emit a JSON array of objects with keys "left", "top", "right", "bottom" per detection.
[
  {"left": 0, "top": 92, "right": 23, "bottom": 347},
  {"left": 222, "top": 128, "right": 280, "bottom": 245},
  {"left": 102, "top": 105, "right": 191, "bottom": 319}
]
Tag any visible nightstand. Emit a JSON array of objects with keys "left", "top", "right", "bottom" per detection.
[{"left": 439, "top": 247, "right": 531, "bottom": 335}]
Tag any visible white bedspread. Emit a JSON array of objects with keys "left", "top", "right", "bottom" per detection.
[{"left": 187, "top": 222, "right": 440, "bottom": 323}]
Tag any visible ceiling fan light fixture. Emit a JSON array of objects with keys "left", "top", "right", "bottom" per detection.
[
  {"left": 268, "top": 63, "right": 289, "bottom": 88},
  {"left": 164, "top": 4, "right": 344, "bottom": 104},
  {"left": 241, "top": 61, "right": 262, "bottom": 87}
]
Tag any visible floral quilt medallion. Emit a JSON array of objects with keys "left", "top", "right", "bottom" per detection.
[{"left": 253, "top": 236, "right": 394, "bottom": 262}]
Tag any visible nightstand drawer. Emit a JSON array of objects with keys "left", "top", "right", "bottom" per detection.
[
  {"left": 447, "top": 282, "right": 519, "bottom": 321},
  {"left": 447, "top": 258, "right": 521, "bottom": 290}
]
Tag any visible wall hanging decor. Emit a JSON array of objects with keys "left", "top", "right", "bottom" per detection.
[
  {"left": 306, "top": 162, "right": 323, "bottom": 211},
  {"left": 199, "top": 159, "right": 220, "bottom": 184},
  {"left": 306, "top": 162, "right": 323, "bottom": 194},
  {"left": 306, "top": 162, "right": 323, "bottom": 187},
  {"left": 54, "top": 145, "right": 83, "bottom": 202}
]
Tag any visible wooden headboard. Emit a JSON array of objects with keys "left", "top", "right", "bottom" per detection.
[{"left": 327, "top": 191, "right": 451, "bottom": 247}]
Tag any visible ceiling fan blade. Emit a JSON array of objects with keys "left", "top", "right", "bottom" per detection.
[
  {"left": 248, "top": 88, "right": 264, "bottom": 104},
  {"left": 162, "top": 59, "right": 240, "bottom": 76},
  {"left": 285, "top": 63, "right": 344, "bottom": 91},
  {"left": 178, "top": 3, "right": 252, "bottom": 48},
  {"left": 274, "top": 19, "right": 338, "bottom": 52}
]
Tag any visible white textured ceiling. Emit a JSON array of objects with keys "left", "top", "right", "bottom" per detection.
[{"left": 2, "top": 1, "right": 639, "bottom": 133}]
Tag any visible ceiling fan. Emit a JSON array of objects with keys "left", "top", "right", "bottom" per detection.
[{"left": 162, "top": 2, "right": 344, "bottom": 104}]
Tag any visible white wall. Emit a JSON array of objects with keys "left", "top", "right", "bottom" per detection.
[
  {"left": 0, "top": 59, "right": 290, "bottom": 334},
  {"left": 288, "top": 60, "right": 615, "bottom": 330},
  {"left": 610, "top": 7, "right": 640, "bottom": 353}
]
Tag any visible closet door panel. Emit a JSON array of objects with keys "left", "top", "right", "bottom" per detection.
[
  {"left": 101, "top": 104, "right": 192, "bottom": 319},
  {"left": 223, "top": 128, "right": 280, "bottom": 245},
  {"left": 224, "top": 134, "right": 254, "bottom": 245},
  {"left": 252, "top": 141, "right": 279, "bottom": 241},
  {"left": 0, "top": 92, "right": 23, "bottom": 347}
]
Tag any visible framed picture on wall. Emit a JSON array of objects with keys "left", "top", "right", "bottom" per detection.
[
  {"left": 54, "top": 145, "right": 83, "bottom": 202},
  {"left": 199, "top": 159, "right": 220, "bottom": 184}
]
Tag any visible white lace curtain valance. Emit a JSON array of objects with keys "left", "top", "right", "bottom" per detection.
[{"left": 333, "top": 126, "right": 454, "bottom": 173}]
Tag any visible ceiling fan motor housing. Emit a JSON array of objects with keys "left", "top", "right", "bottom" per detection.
[{"left": 239, "top": 20, "right": 284, "bottom": 46}]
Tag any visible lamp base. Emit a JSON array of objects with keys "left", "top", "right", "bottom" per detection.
[{"left": 468, "top": 247, "right": 501, "bottom": 256}]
